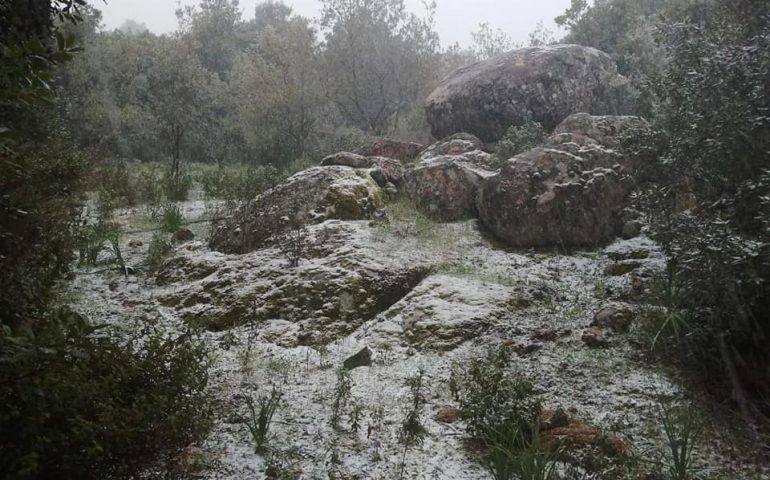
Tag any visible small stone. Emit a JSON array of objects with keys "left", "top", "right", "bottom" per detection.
[
  {"left": 435, "top": 406, "right": 462, "bottom": 424},
  {"left": 592, "top": 304, "right": 634, "bottom": 333},
  {"left": 342, "top": 346, "right": 373, "bottom": 370},
  {"left": 539, "top": 407, "right": 570, "bottom": 430},
  {"left": 604, "top": 261, "right": 642, "bottom": 276},
  {"left": 531, "top": 328, "right": 559, "bottom": 342},
  {"left": 172, "top": 228, "right": 195, "bottom": 243},
  {"left": 621, "top": 220, "right": 643, "bottom": 239},
  {"left": 582, "top": 327, "right": 611, "bottom": 348},
  {"left": 128, "top": 239, "right": 143, "bottom": 248},
  {"left": 512, "top": 340, "right": 543, "bottom": 355}
]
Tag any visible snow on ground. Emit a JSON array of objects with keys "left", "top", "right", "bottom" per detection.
[{"left": 71, "top": 199, "right": 769, "bottom": 480}]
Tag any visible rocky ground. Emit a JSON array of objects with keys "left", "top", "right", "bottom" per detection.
[{"left": 72, "top": 194, "right": 768, "bottom": 480}]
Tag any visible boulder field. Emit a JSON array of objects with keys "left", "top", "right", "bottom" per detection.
[{"left": 211, "top": 112, "right": 650, "bottom": 252}]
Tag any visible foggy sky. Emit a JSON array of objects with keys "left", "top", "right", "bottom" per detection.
[{"left": 96, "top": 0, "right": 571, "bottom": 48}]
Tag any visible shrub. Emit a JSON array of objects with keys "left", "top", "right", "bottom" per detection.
[
  {"left": 398, "top": 369, "right": 427, "bottom": 480},
  {"left": 455, "top": 346, "right": 544, "bottom": 477},
  {"left": 243, "top": 386, "right": 282, "bottom": 453},
  {"left": 484, "top": 424, "right": 559, "bottom": 480},
  {"left": 94, "top": 160, "right": 139, "bottom": 207},
  {"left": 654, "top": 403, "right": 703, "bottom": 480},
  {"left": 276, "top": 216, "right": 308, "bottom": 268},
  {"left": 163, "top": 169, "right": 193, "bottom": 202},
  {"left": 458, "top": 346, "right": 540, "bottom": 449},
  {"left": 146, "top": 232, "right": 173, "bottom": 273},
  {"left": 0, "top": 138, "right": 85, "bottom": 326},
  {"left": 0, "top": 310, "right": 212, "bottom": 479},
  {"left": 200, "top": 164, "right": 283, "bottom": 203},
  {"left": 640, "top": 0, "right": 770, "bottom": 419},
  {"left": 330, "top": 368, "right": 353, "bottom": 429},
  {"left": 158, "top": 203, "right": 185, "bottom": 233},
  {"left": 135, "top": 165, "right": 164, "bottom": 205},
  {"left": 494, "top": 121, "right": 546, "bottom": 165}
]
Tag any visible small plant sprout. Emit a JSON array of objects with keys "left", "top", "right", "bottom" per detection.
[
  {"left": 331, "top": 368, "right": 353, "bottom": 429},
  {"left": 350, "top": 402, "right": 364, "bottom": 433},
  {"left": 242, "top": 386, "right": 282, "bottom": 453}
]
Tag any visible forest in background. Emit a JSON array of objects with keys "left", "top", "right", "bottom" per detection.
[
  {"left": 1, "top": 0, "right": 768, "bottom": 478},
  {"left": 55, "top": 0, "right": 562, "bottom": 172}
]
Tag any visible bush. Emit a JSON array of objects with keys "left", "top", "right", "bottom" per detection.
[
  {"left": 455, "top": 346, "right": 545, "bottom": 477},
  {"left": 638, "top": 0, "right": 770, "bottom": 419},
  {"left": 0, "top": 310, "right": 212, "bottom": 479},
  {"left": 94, "top": 160, "right": 139, "bottom": 207},
  {"left": 163, "top": 169, "right": 193, "bottom": 202},
  {"left": 199, "top": 164, "right": 282, "bottom": 203},
  {"left": 158, "top": 203, "right": 185, "bottom": 233},
  {"left": 0, "top": 138, "right": 85, "bottom": 326},
  {"left": 146, "top": 232, "right": 173, "bottom": 273},
  {"left": 494, "top": 121, "right": 546, "bottom": 165},
  {"left": 458, "top": 346, "right": 540, "bottom": 448},
  {"left": 242, "top": 386, "right": 282, "bottom": 453}
]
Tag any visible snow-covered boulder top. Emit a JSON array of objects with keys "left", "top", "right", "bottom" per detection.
[{"left": 425, "top": 44, "right": 636, "bottom": 142}]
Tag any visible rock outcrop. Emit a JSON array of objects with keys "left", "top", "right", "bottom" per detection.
[
  {"left": 367, "top": 275, "right": 516, "bottom": 351},
  {"left": 362, "top": 138, "right": 425, "bottom": 163},
  {"left": 425, "top": 45, "right": 635, "bottom": 142},
  {"left": 165, "top": 222, "right": 432, "bottom": 341},
  {"left": 209, "top": 166, "right": 384, "bottom": 253},
  {"left": 404, "top": 135, "right": 496, "bottom": 220},
  {"left": 321, "top": 152, "right": 405, "bottom": 187},
  {"left": 416, "top": 133, "right": 486, "bottom": 161},
  {"left": 476, "top": 114, "right": 650, "bottom": 247}
]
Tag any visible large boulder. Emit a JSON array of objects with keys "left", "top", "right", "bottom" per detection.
[
  {"left": 425, "top": 45, "right": 635, "bottom": 142},
  {"left": 362, "top": 138, "right": 425, "bottom": 163},
  {"left": 404, "top": 151, "right": 495, "bottom": 221},
  {"left": 547, "top": 113, "right": 651, "bottom": 151},
  {"left": 476, "top": 114, "right": 650, "bottom": 248},
  {"left": 321, "top": 152, "right": 405, "bottom": 187},
  {"left": 403, "top": 134, "right": 496, "bottom": 221},
  {"left": 210, "top": 166, "right": 384, "bottom": 253},
  {"left": 477, "top": 146, "right": 632, "bottom": 247},
  {"left": 417, "top": 133, "right": 485, "bottom": 161}
]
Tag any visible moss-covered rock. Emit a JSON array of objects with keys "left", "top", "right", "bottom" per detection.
[{"left": 209, "top": 166, "right": 384, "bottom": 254}]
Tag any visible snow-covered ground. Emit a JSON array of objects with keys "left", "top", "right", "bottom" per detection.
[{"left": 71, "top": 199, "right": 769, "bottom": 480}]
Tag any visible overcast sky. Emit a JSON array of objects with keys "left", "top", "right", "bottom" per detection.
[{"left": 96, "top": 0, "right": 571, "bottom": 48}]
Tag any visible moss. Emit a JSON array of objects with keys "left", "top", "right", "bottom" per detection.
[{"left": 326, "top": 188, "right": 364, "bottom": 220}]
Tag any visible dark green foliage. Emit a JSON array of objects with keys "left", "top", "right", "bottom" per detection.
[
  {"left": 455, "top": 346, "right": 544, "bottom": 477},
  {"left": 199, "top": 164, "right": 283, "bottom": 202},
  {"left": 0, "top": 311, "right": 212, "bottom": 479},
  {"left": 0, "top": 138, "right": 85, "bottom": 326},
  {"left": 644, "top": 0, "right": 770, "bottom": 416},
  {"left": 93, "top": 161, "right": 140, "bottom": 207},
  {"left": 159, "top": 204, "right": 185, "bottom": 233},
  {"left": 494, "top": 121, "right": 546, "bottom": 164},
  {"left": 398, "top": 369, "right": 427, "bottom": 480},
  {"left": 163, "top": 169, "right": 193, "bottom": 202},
  {"left": 458, "top": 346, "right": 540, "bottom": 448},
  {"left": 484, "top": 426, "right": 559, "bottom": 480}
]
